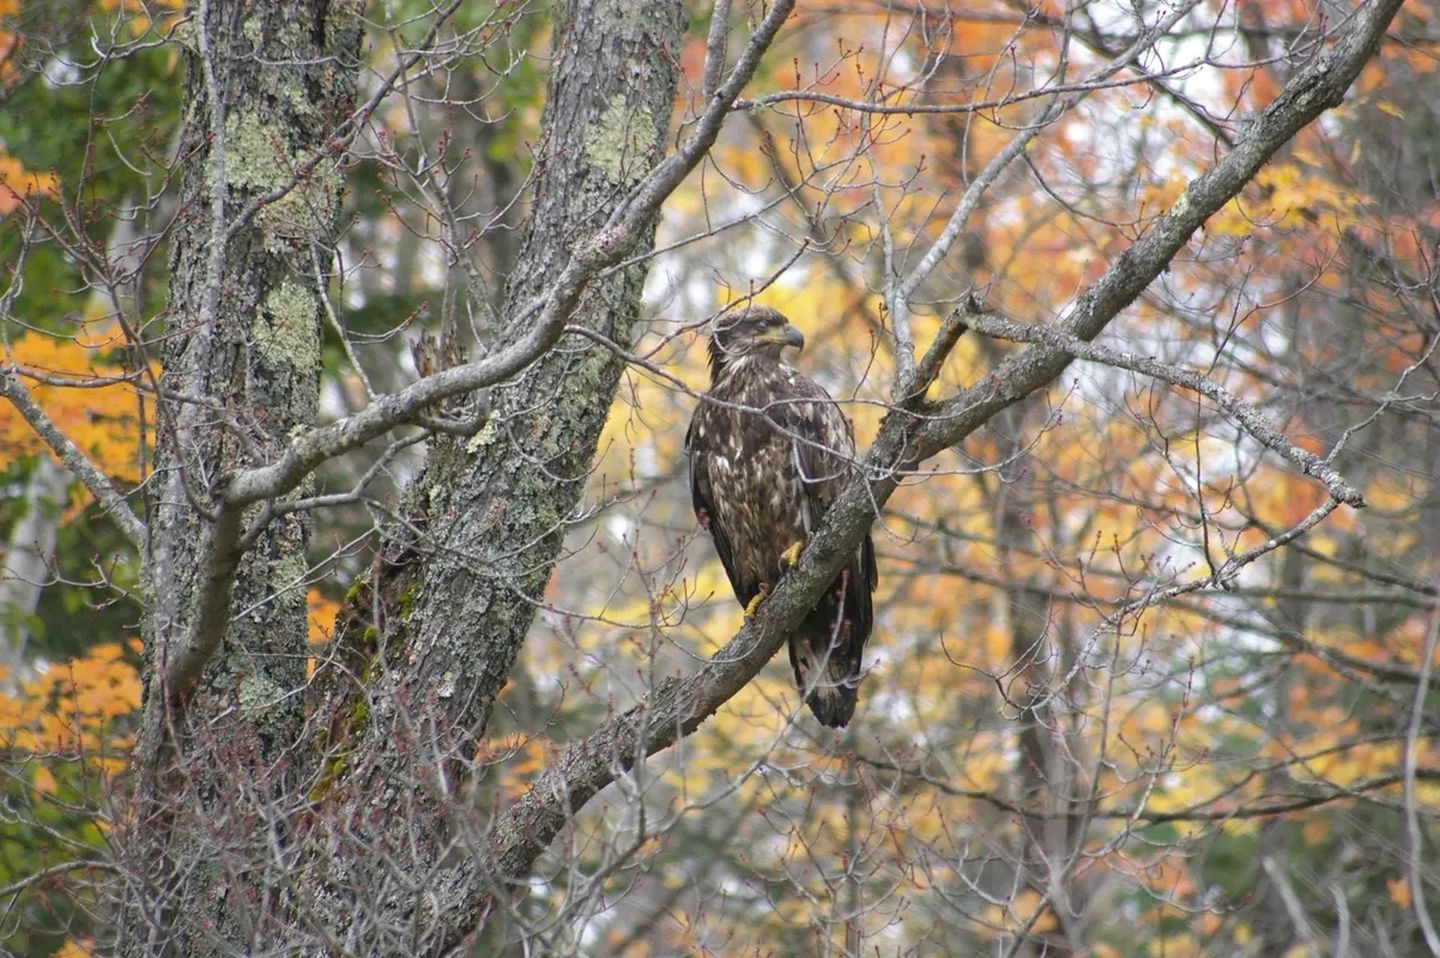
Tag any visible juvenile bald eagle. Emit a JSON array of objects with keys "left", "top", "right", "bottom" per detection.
[{"left": 685, "top": 306, "right": 878, "bottom": 727}]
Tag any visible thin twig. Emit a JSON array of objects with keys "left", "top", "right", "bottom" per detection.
[
  {"left": 0, "top": 858, "right": 114, "bottom": 901},
  {"left": 961, "top": 310, "right": 1366, "bottom": 506},
  {"left": 165, "top": 0, "right": 800, "bottom": 708},
  {"left": 890, "top": 0, "right": 1204, "bottom": 314},
  {"left": 474, "top": 0, "right": 1406, "bottom": 929},
  {"left": 904, "top": 300, "right": 972, "bottom": 403}
]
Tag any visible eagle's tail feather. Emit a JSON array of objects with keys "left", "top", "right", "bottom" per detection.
[
  {"left": 803, "top": 639, "right": 858, "bottom": 727},
  {"left": 789, "top": 562, "right": 871, "bottom": 728}
]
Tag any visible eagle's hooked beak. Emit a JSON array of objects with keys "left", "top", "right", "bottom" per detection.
[{"left": 770, "top": 323, "right": 805, "bottom": 351}]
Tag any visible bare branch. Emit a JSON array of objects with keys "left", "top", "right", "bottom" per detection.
[
  {"left": 904, "top": 302, "right": 970, "bottom": 404},
  {"left": 737, "top": 63, "right": 1210, "bottom": 117},
  {"left": 0, "top": 858, "right": 114, "bottom": 901},
  {"left": 918, "top": 0, "right": 1407, "bottom": 459},
  {"left": 164, "top": 0, "right": 799, "bottom": 721},
  {"left": 702, "top": 0, "right": 732, "bottom": 102},
  {"left": 961, "top": 309, "right": 1366, "bottom": 506},
  {"left": 890, "top": 0, "right": 1205, "bottom": 325},
  {"left": 0, "top": 365, "right": 146, "bottom": 547},
  {"left": 856, "top": 754, "right": 1440, "bottom": 824},
  {"left": 220, "top": 0, "right": 797, "bottom": 514},
  {"left": 1404, "top": 603, "right": 1440, "bottom": 956}
]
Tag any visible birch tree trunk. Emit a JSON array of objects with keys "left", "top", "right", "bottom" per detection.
[{"left": 0, "top": 456, "right": 67, "bottom": 677}]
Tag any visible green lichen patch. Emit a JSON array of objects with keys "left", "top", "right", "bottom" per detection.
[
  {"left": 584, "top": 94, "right": 659, "bottom": 185},
  {"left": 223, "top": 110, "right": 340, "bottom": 253},
  {"left": 282, "top": 81, "right": 317, "bottom": 118},
  {"left": 330, "top": 0, "right": 368, "bottom": 34},
  {"left": 241, "top": 14, "right": 265, "bottom": 46},
  {"left": 397, "top": 579, "right": 422, "bottom": 624},
  {"left": 466, "top": 418, "right": 500, "bottom": 453},
  {"left": 270, "top": 552, "right": 310, "bottom": 608},
  {"left": 254, "top": 280, "right": 320, "bottom": 372},
  {"left": 257, "top": 168, "right": 341, "bottom": 255},
  {"left": 238, "top": 673, "right": 285, "bottom": 717},
  {"left": 435, "top": 670, "right": 457, "bottom": 699},
  {"left": 224, "top": 111, "right": 288, "bottom": 193}
]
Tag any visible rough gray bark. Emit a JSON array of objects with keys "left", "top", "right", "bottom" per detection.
[
  {"left": 96, "top": 0, "right": 799, "bottom": 950},
  {"left": 100, "top": 0, "right": 1405, "bottom": 951},
  {"left": 122, "top": 2, "right": 361, "bottom": 954}
]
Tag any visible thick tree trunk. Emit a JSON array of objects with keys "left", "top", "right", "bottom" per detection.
[
  {"left": 121, "top": 2, "right": 361, "bottom": 954},
  {"left": 297, "top": 1, "right": 687, "bottom": 951}
]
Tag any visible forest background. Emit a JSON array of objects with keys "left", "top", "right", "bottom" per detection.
[{"left": 0, "top": 0, "right": 1437, "bottom": 955}]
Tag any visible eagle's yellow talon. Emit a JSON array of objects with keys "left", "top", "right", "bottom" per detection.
[
  {"left": 780, "top": 541, "right": 804, "bottom": 569},
  {"left": 745, "top": 583, "right": 771, "bottom": 618}
]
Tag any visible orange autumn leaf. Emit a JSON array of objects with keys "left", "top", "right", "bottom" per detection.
[
  {"left": 0, "top": 330, "right": 152, "bottom": 490},
  {"left": 0, "top": 152, "right": 57, "bottom": 213},
  {"left": 307, "top": 588, "right": 342, "bottom": 643},
  {"left": 1387, "top": 876, "right": 1412, "bottom": 910},
  {"left": 1, "top": 640, "right": 141, "bottom": 756}
]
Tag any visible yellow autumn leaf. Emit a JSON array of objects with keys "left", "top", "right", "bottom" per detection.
[
  {"left": 32, "top": 765, "right": 57, "bottom": 796},
  {"left": 50, "top": 939, "right": 97, "bottom": 958}
]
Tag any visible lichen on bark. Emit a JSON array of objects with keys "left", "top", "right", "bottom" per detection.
[
  {"left": 299, "top": 1, "right": 689, "bottom": 948},
  {"left": 222, "top": 110, "right": 342, "bottom": 254},
  {"left": 585, "top": 94, "right": 660, "bottom": 184},
  {"left": 255, "top": 280, "right": 320, "bottom": 373}
]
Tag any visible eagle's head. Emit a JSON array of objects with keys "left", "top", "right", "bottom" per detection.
[{"left": 707, "top": 306, "right": 805, "bottom": 382}]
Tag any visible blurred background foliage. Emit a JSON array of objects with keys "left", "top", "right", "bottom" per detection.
[{"left": 2, "top": 0, "right": 1438, "bottom": 955}]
